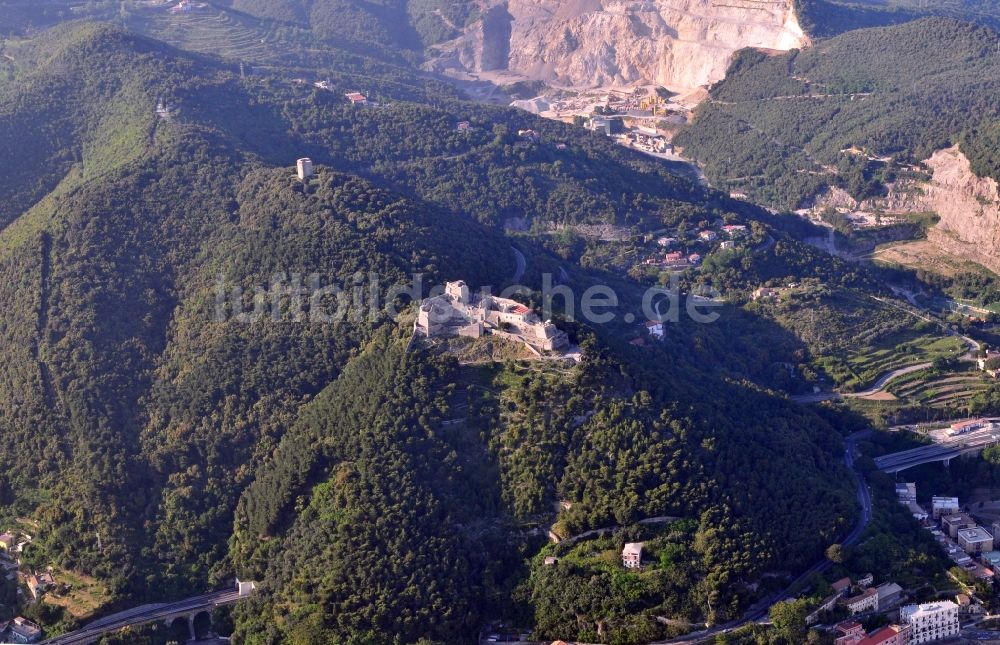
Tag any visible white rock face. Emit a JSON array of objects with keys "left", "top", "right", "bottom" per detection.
[
  {"left": 448, "top": 0, "right": 808, "bottom": 89},
  {"left": 921, "top": 146, "right": 1000, "bottom": 274}
]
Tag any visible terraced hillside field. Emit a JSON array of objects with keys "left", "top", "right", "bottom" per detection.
[
  {"left": 890, "top": 370, "right": 989, "bottom": 409},
  {"left": 815, "top": 329, "right": 965, "bottom": 392},
  {"left": 126, "top": 6, "right": 302, "bottom": 66}
]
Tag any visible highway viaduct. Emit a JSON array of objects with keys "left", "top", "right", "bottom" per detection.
[
  {"left": 875, "top": 434, "right": 1000, "bottom": 474},
  {"left": 41, "top": 580, "right": 255, "bottom": 645}
]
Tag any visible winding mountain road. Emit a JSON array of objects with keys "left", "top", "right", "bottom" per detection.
[
  {"left": 511, "top": 246, "right": 526, "bottom": 284},
  {"left": 791, "top": 361, "right": 932, "bottom": 403},
  {"left": 793, "top": 295, "right": 982, "bottom": 404},
  {"left": 842, "top": 362, "right": 934, "bottom": 398}
]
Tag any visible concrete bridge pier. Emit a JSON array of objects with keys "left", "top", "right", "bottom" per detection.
[{"left": 165, "top": 611, "right": 211, "bottom": 643}]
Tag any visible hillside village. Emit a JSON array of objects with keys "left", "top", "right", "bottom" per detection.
[{"left": 0, "top": 527, "right": 44, "bottom": 643}]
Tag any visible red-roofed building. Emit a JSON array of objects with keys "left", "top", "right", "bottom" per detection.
[
  {"left": 949, "top": 419, "right": 984, "bottom": 435},
  {"left": 858, "top": 624, "right": 910, "bottom": 645},
  {"left": 657, "top": 251, "right": 689, "bottom": 269},
  {"left": 832, "top": 576, "right": 852, "bottom": 596},
  {"left": 345, "top": 92, "right": 368, "bottom": 105},
  {"left": 834, "top": 620, "right": 865, "bottom": 645}
]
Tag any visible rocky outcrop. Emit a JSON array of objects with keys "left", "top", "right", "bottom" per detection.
[
  {"left": 457, "top": 4, "right": 514, "bottom": 71},
  {"left": 921, "top": 146, "right": 1000, "bottom": 274},
  {"left": 439, "top": 0, "right": 808, "bottom": 89}
]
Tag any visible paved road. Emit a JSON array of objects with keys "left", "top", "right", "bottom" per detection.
[
  {"left": 655, "top": 431, "right": 873, "bottom": 643},
  {"left": 753, "top": 235, "right": 775, "bottom": 255},
  {"left": 875, "top": 420, "right": 1000, "bottom": 473},
  {"left": 549, "top": 516, "right": 681, "bottom": 546},
  {"left": 791, "top": 362, "right": 931, "bottom": 404},
  {"left": 511, "top": 246, "right": 526, "bottom": 284},
  {"left": 843, "top": 362, "right": 934, "bottom": 398},
  {"left": 874, "top": 443, "right": 962, "bottom": 474},
  {"left": 42, "top": 589, "right": 245, "bottom": 645}
]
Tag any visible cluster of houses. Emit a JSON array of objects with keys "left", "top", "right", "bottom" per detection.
[
  {"left": 641, "top": 223, "right": 747, "bottom": 273},
  {"left": 807, "top": 523, "right": 976, "bottom": 645},
  {"left": 900, "top": 487, "right": 1000, "bottom": 581},
  {"left": 414, "top": 281, "right": 569, "bottom": 354},
  {"left": 810, "top": 573, "right": 903, "bottom": 622},
  {"left": 832, "top": 620, "right": 910, "bottom": 645},
  {"left": 831, "top": 600, "right": 960, "bottom": 644},
  {"left": 0, "top": 531, "right": 44, "bottom": 643},
  {"left": 644, "top": 250, "right": 702, "bottom": 271}
]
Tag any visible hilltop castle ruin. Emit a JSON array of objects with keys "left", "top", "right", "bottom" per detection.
[{"left": 415, "top": 281, "right": 569, "bottom": 352}]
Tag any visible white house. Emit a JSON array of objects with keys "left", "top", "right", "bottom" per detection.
[
  {"left": 645, "top": 320, "right": 664, "bottom": 339},
  {"left": 843, "top": 588, "right": 877, "bottom": 615},
  {"left": 622, "top": 543, "right": 643, "bottom": 569},
  {"left": 931, "top": 496, "right": 960, "bottom": 519},
  {"left": 900, "top": 601, "right": 959, "bottom": 644}
]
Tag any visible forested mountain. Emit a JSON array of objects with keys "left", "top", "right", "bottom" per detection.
[
  {"left": 226, "top": 0, "right": 423, "bottom": 51},
  {"left": 229, "top": 328, "right": 855, "bottom": 643},
  {"left": 219, "top": 0, "right": 476, "bottom": 51},
  {"left": 0, "top": 9, "right": 873, "bottom": 645},
  {"left": 0, "top": 21, "right": 522, "bottom": 595},
  {"left": 795, "top": 0, "right": 1000, "bottom": 37},
  {"left": 675, "top": 17, "right": 1000, "bottom": 208}
]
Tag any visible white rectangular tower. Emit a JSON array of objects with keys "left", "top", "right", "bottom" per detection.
[{"left": 296, "top": 158, "right": 314, "bottom": 181}]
